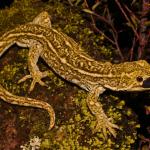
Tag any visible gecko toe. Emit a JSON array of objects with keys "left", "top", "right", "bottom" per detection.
[
  {"left": 18, "top": 74, "right": 32, "bottom": 83},
  {"left": 93, "top": 116, "right": 119, "bottom": 138},
  {"left": 29, "top": 77, "right": 48, "bottom": 92},
  {"left": 18, "top": 71, "right": 49, "bottom": 92}
]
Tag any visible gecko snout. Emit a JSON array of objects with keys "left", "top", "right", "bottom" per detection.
[{"left": 142, "top": 77, "right": 150, "bottom": 88}]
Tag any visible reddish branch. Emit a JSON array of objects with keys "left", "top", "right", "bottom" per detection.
[
  {"left": 83, "top": 0, "right": 124, "bottom": 60},
  {"left": 83, "top": 0, "right": 150, "bottom": 61},
  {"left": 137, "top": 0, "right": 150, "bottom": 59}
]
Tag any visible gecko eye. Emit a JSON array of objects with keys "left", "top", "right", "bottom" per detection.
[{"left": 136, "top": 76, "right": 143, "bottom": 82}]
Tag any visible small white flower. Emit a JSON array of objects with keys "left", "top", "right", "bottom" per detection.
[
  {"left": 20, "top": 144, "right": 29, "bottom": 150},
  {"left": 20, "top": 136, "right": 41, "bottom": 150},
  {"left": 29, "top": 136, "right": 41, "bottom": 150}
]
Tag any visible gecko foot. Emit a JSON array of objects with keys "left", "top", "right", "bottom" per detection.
[
  {"left": 93, "top": 116, "right": 119, "bottom": 138},
  {"left": 86, "top": 86, "right": 120, "bottom": 138},
  {"left": 18, "top": 71, "right": 49, "bottom": 92}
]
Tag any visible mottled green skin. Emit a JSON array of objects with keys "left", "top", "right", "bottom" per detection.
[
  {"left": 0, "top": 11, "right": 150, "bottom": 139},
  {"left": 1, "top": 24, "right": 150, "bottom": 92},
  {"left": 0, "top": 1, "right": 146, "bottom": 149}
]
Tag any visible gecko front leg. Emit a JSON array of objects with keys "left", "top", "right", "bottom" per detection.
[
  {"left": 86, "top": 86, "right": 119, "bottom": 138},
  {"left": 17, "top": 40, "right": 49, "bottom": 92}
]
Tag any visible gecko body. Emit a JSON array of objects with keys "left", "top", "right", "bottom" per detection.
[{"left": 1, "top": 12, "right": 150, "bottom": 137}]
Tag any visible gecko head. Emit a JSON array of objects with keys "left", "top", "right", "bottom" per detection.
[
  {"left": 123, "top": 60, "right": 150, "bottom": 91},
  {"left": 31, "top": 11, "right": 52, "bottom": 28}
]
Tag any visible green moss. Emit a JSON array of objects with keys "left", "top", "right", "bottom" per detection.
[
  {"left": 37, "top": 91, "right": 138, "bottom": 149},
  {"left": 41, "top": 138, "right": 51, "bottom": 149},
  {"left": 0, "top": 63, "right": 24, "bottom": 94}
]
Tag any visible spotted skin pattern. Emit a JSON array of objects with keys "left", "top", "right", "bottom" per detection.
[{"left": 1, "top": 12, "right": 150, "bottom": 137}]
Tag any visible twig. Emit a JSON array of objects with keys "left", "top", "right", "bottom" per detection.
[
  {"left": 137, "top": 0, "right": 149, "bottom": 59},
  {"left": 115, "top": 0, "right": 139, "bottom": 39},
  {"left": 106, "top": 8, "right": 124, "bottom": 60},
  {"left": 67, "top": 0, "right": 73, "bottom": 6},
  {"left": 89, "top": 7, "right": 115, "bottom": 45},
  {"left": 91, "top": 22, "right": 116, "bottom": 45},
  {"left": 130, "top": 36, "right": 136, "bottom": 61},
  {"left": 83, "top": 0, "right": 124, "bottom": 60}
]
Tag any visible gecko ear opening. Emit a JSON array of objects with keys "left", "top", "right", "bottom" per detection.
[
  {"left": 31, "top": 11, "right": 52, "bottom": 28},
  {"left": 142, "top": 77, "right": 150, "bottom": 88}
]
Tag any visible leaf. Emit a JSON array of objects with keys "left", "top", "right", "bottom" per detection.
[
  {"left": 130, "top": 15, "right": 138, "bottom": 29},
  {"left": 131, "top": 0, "right": 137, "bottom": 5},
  {"left": 145, "top": 21, "right": 150, "bottom": 26},
  {"left": 82, "top": 9, "right": 94, "bottom": 15},
  {"left": 126, "top": 22, "right": 133, "bottom": 28},
  {"left": 75, "top": 0, "right": 82, "bottom": 6},
  {"left": 92, "top": 1, "right": 101, "bottom": 10}
]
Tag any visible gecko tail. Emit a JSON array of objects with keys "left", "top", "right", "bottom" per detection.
[{"left": 0, "top": 84, "right": 55, "bottom": 130}]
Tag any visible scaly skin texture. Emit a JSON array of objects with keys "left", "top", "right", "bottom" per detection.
[{"left": 1, "top": 11, "right": 150, "bottom": 138}]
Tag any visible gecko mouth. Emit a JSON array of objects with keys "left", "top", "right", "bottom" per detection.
[{"left": 142, "top": 78, "right": 150, "bottom": 88}]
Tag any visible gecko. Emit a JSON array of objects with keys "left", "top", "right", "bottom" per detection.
[{"left": 1, "top": 11, "right": 150, "bottom": 138}]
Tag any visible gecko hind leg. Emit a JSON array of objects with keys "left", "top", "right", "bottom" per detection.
[
  {"left": 86, "top": 86, "right": 119, "bottom": 138},
  {"left": 18, "top": 70, "right": 49, "bottom": 92},
  {"left": 17, "top": 41, "right": 49, "bottom": 92}
]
